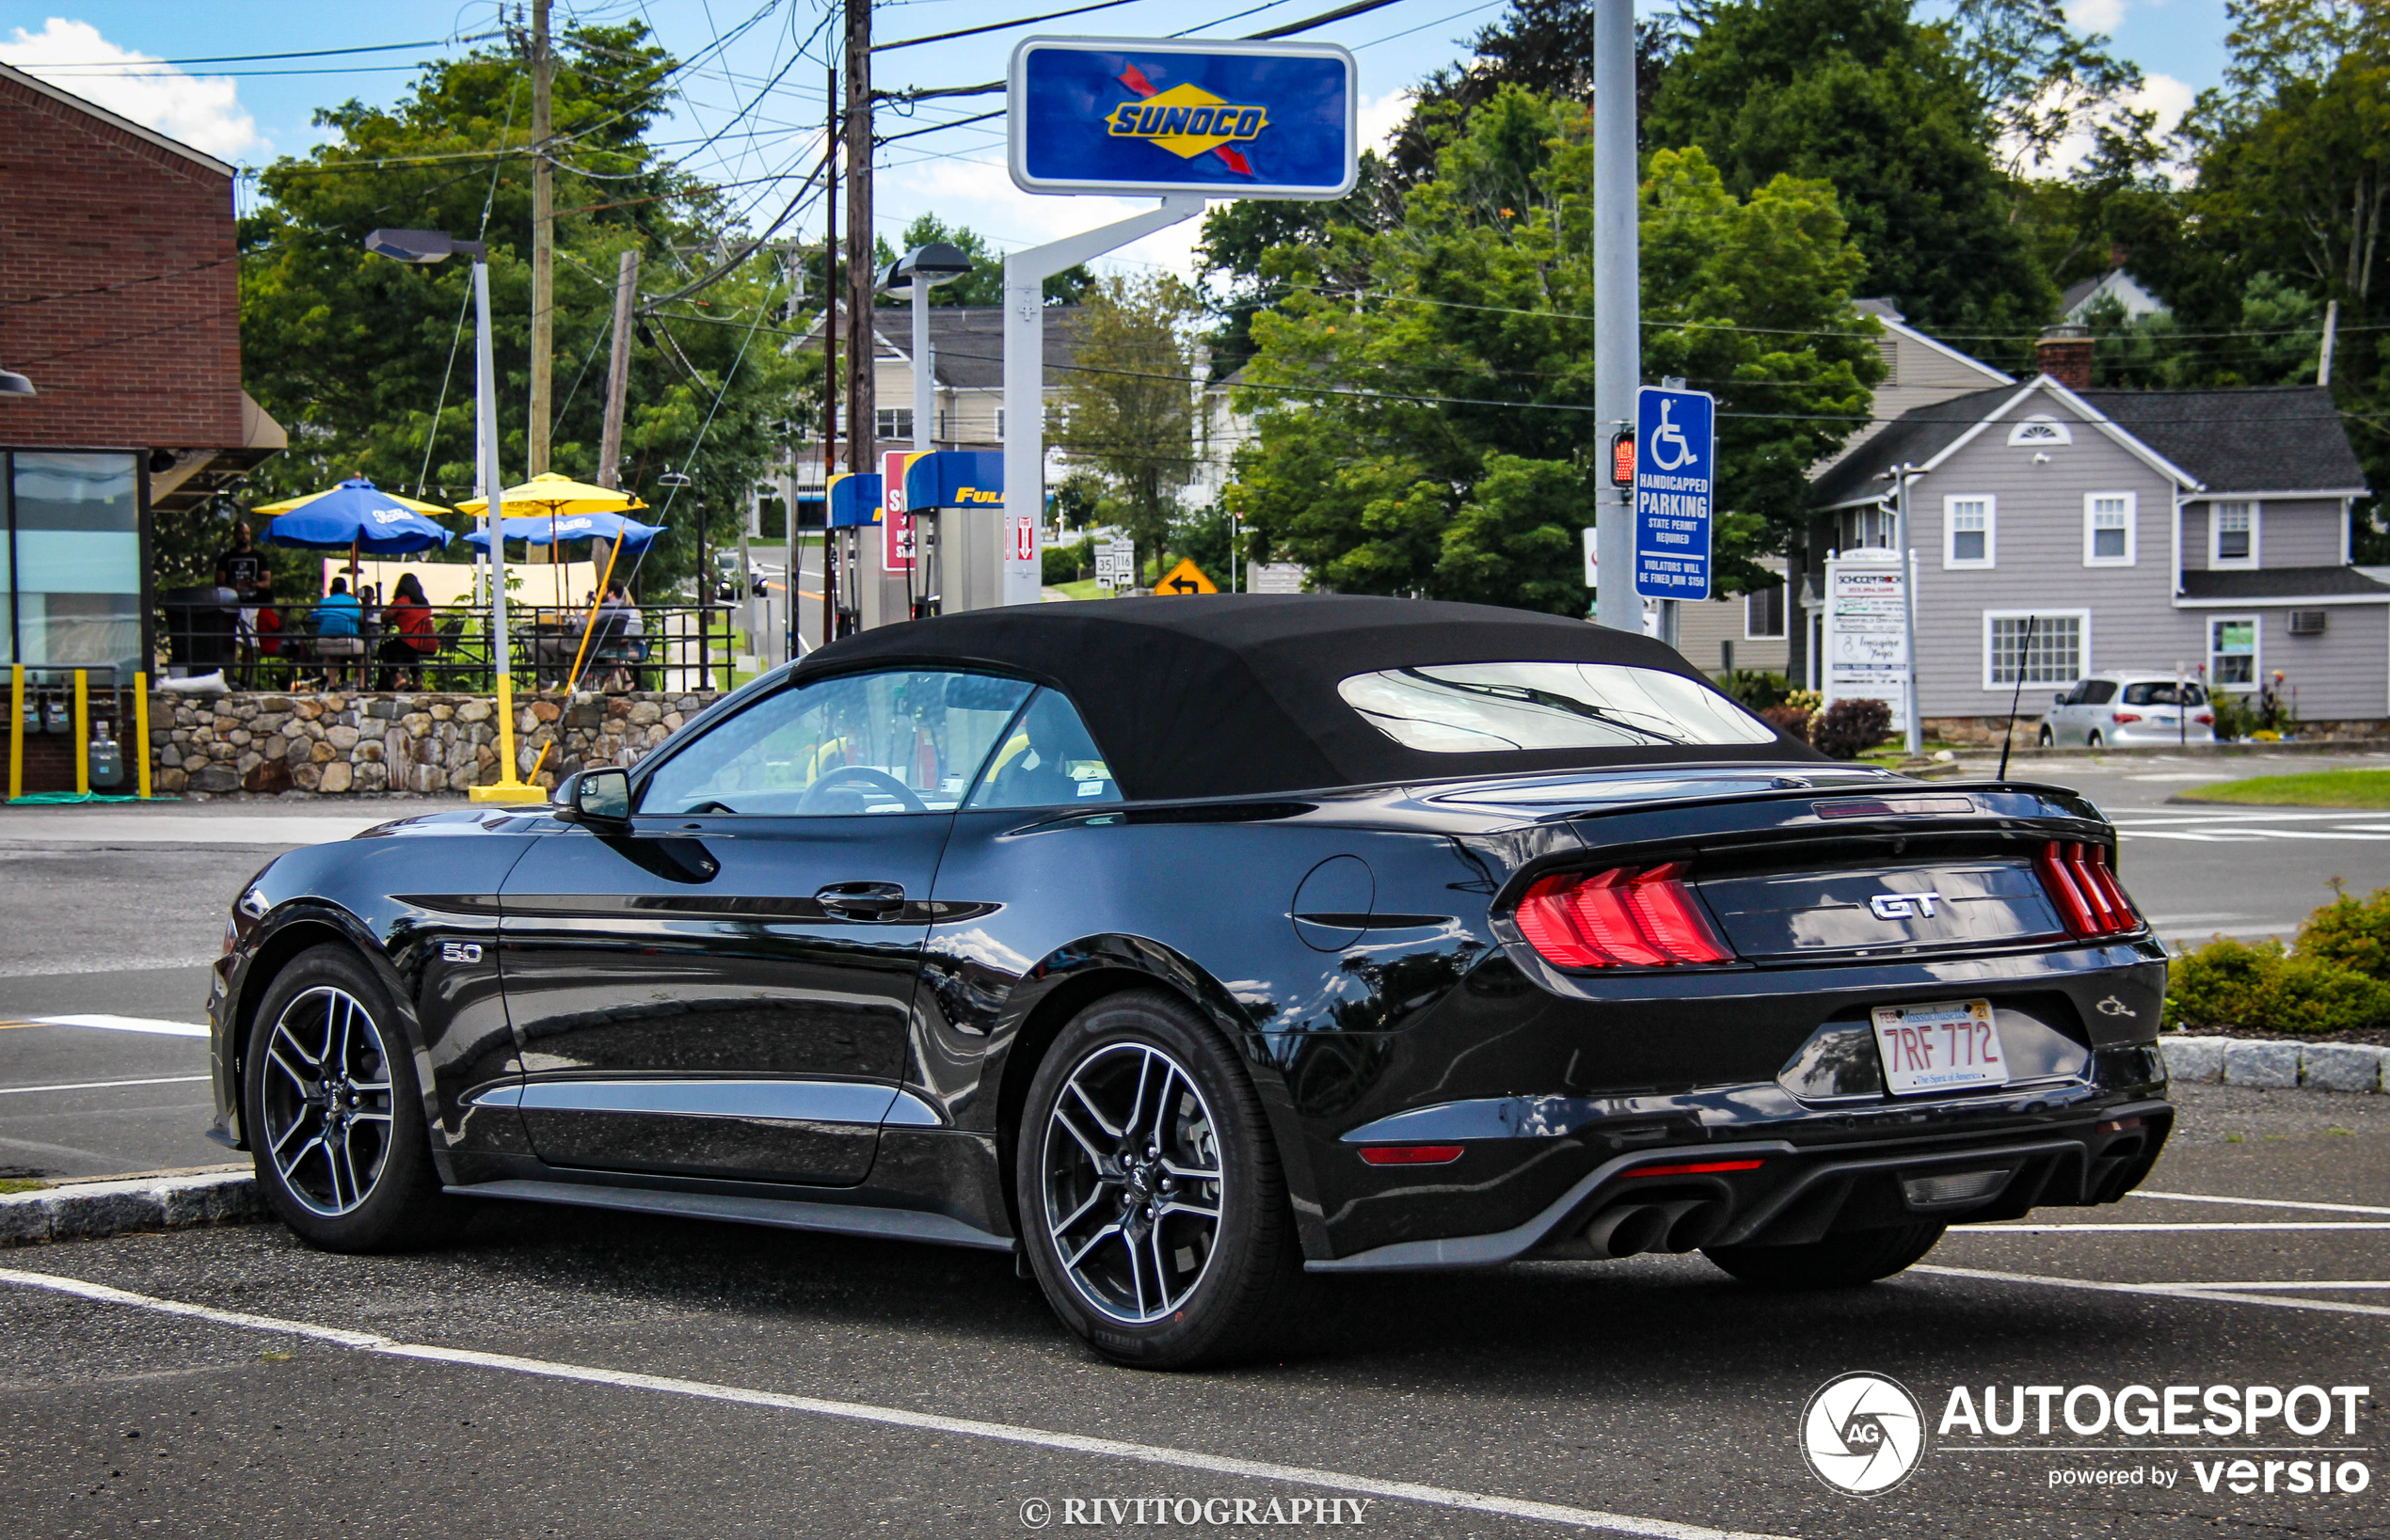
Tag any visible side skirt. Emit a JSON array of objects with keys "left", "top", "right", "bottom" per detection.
[{"left": 446, "top": 1177, "right": 1017, "bottom": 1253}]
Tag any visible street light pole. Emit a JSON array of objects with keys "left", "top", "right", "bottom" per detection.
[
  {"left": 1886, "top": 461, "right": 1922, "bottom": 755},
  {"left": 1591, "top": 0, "right": 1638, "bottom": 633}
]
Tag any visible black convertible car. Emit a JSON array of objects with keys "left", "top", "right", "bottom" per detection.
[{"left": 209, "top": 595, "right": 2172, "bottom": 1366}]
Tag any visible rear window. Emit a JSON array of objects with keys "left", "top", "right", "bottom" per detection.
[
  {"left": 1337, "top": 662, "right": 1778, "bottom": 753},
  {"left": 2121, "top": 682, "right": 2206, "bottom": 706}
]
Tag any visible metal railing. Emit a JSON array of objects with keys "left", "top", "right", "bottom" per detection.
[{"left": 158, "top": 598, "right": 747, "bottom": 694}]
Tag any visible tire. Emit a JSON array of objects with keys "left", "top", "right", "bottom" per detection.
[
  {"left": 2035, "top": 725, "right": 2054, "bottom": 747},
  {"left": 2087, "top": 731, "right": 2105, "bottom": 749},
  {"left": 244, "top": 944, "right": 462, "bottom": 1252},
  {"left": 1015, "top": 990, "right": 1308, "bottom": 1369},
  {"left": 1702, "top": 1222, "right": 1946, "bottom": 1289}
]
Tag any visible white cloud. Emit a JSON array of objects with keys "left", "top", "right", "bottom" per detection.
[
  {"left": 2064, "top": 0, "right": 2127, "bottom": 33},
  {"left": 2003, "top": 71, "right": 2198, "bottom": 183},
  {"left": 0, "top": 18, "right": 265, "bottom": 161},
  {"left": 1358, "top": 88, "right": 1413, "bottom": 154}
]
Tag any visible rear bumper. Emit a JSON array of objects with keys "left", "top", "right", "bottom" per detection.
[{"left": 1307, "top": 1099, "right": 2170, "bottom": 1272}]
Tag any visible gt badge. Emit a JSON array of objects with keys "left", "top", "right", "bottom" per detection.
[
  {"left": 1869, "top": 892, "right": 1942, "bottom": 919},
  {"left": 441, "top": 941, "right": 484, "bottom": 964}
]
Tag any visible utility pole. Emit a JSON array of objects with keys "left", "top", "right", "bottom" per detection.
[
  {"left": 2319, "top": 297, "right": 2339, "bottom": 388},
  {"left": 1591, "top": 0, "right": 1637, "bottom": 633},
  {"left": 821, "top": 56, "right": 840, "bottom": 649},
  {"left": 527, "top": 0, "right": 554, "bottom": 477},
  {"left": 842, "top": 0, "right": 874, "bottom": 479},
  {"left": 596, "top": 250, "right": 639, "bottom": 488}
]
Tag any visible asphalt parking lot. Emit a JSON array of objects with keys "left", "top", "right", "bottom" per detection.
[{"left": 1, "top": 761, "right": 2385, "bottom": 1538}]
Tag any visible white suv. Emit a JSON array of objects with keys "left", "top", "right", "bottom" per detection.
[{"left": 2036, "top": 671, "right": 2215, "bottom": 748}]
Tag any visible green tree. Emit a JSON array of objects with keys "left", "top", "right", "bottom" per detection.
[
  {"left": 1047, "top": 274, "right": 1203, "bottom": 579},
  {"left": 1647, "top": 0, "right": 2053, "bottom": 352},
  {"left": 1225, "top": 89, "right": 1881, "bottom": 613},
  {"left": 233, "top": 23, "right": 812, "bottom": 600}
]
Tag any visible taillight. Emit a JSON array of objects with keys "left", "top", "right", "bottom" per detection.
[
  {"left": 1516, "top": 864, "right": 1732, "bottom": 968},
  {"left": 2193, "top": 711, "right": 2213, "bottom": 724},
  {"left": 2111, "top": 711, "right": 2142, "bottom": 723},
  {"left": 1359, "top": 1145, "right": 1464, "bottom": 1167},
  {"left": 2035, "top": 840, "right": 2142, "bottom": 937}
]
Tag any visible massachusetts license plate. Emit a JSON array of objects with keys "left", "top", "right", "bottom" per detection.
[{"left": 1871, "top": 998, "right": 2009, "bottom": 1095}]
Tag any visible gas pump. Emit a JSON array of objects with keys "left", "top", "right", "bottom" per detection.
[
  {"left": 824, "top": 470, "right": 879, "bottom": 638},
  {"left": 901, "top": 452, "right": 1007, "bottom": 616}
]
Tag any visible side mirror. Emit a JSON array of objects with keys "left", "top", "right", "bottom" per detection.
[
  {"left": 2052, "top": 693, "right": 2067, "bottom": 706},
  {"left": 568, "top": 767, "right": 631, "bottom": 825}
]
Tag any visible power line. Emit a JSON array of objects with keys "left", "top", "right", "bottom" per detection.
[
  {"left": 0, "top": 34, "right": 500, "bottom": 67},
  {"left": 873, "top": 0, "right": 1143, "bottom": 53}
]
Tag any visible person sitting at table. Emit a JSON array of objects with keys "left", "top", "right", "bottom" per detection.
[
  {"left": 253, "top": 576, "right": 285, "bottom": 688},
  {"left": 315, "top": 577, "right": 363, "bottom": 686},
  {"left": 592, "top": 580, "right": 643, "bottom": 691},
  {"left": 376, "top": 572, "right": 438, "bottom": 689}
]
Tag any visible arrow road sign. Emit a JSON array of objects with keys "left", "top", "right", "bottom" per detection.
[{"left": 1633, "top": 385, "right": 1714, "bottom": 601}]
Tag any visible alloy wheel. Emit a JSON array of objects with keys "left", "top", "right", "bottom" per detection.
[
  {"left": 257, "top": 985, "right": 397, "bottom": 1216},
  {"left": 1040, "top": 1040, "right": 1226, "bottom": 1325}
]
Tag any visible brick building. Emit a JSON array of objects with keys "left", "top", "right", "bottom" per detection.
[{"left": 0, "top": 60, "right": 281, "bottom": 688}]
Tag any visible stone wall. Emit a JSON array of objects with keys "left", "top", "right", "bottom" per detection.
[{"left": 151, "top": 690, "right": 718, "bottom": 797}]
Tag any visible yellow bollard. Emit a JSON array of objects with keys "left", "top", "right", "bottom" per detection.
[
  {"left": 72, "top": 670, "right": 88, "bottom": 797},
  {"left": 134, "top": 673, "right": 151, "bottom": 799},
  {"left": 7, "top": 665, "right": 21, "bottom": 802}
]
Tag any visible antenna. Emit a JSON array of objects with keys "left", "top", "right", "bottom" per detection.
[{"left": 1997, "top": 612, "right": 2037, "bottom": 782}]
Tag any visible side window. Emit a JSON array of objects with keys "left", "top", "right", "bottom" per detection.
[
  {"left": 638, "top": 670, "right": 1032, "bottom": 816},
  {"left": 2082, "top": 679, "right": 2118, "bottom": 706},
  {"left": 967, "top": 689, "right": 1123, "bottom": 809}
]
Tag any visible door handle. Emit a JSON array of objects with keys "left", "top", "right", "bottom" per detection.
[{"left": 816, "top": 881, "right": 907, "bottom": 920}]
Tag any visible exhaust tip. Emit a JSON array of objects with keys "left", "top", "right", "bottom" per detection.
[{"left": 1584, "top": 1203, "right": 1669, "bottom": 1259}]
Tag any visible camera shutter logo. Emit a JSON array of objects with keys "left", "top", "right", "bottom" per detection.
[{"left": 1802, "top": 1372, "right": 1927, "bottom": 1494}]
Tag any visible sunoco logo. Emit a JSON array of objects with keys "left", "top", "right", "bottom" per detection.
[
  {"left": 1803, "top": 1373, "right": 1927, "bottom": 1495},
  {"left": 1104, "top": 65, "right": 1265, "bottom": 175}
]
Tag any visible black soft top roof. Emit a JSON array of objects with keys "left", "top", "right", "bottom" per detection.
[{"left": 797, "top": 594, "right": 1816, "bottom": 800}]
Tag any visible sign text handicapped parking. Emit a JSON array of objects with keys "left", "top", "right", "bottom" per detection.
[{"left": 1633, "top": 385, "right": 1714, "bottom": 601}]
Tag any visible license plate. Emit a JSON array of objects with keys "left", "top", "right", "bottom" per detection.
[{"left": 1871, "top": 998, "right": 2008, "bottom": 1095}]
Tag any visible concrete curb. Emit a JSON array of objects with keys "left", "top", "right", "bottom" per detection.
[
  {"left": 0, "top": 1167, "right": 262, "bottom": 1247},
  {"left": 2162, "top": 1035, "right": 2388, "bottom": 1093}
]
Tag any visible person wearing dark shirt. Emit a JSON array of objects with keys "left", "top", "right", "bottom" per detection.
[{"left": 218, "top": 521, "right": 267, "bottom": 679}]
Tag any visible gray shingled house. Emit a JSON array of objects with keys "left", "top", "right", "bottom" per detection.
[{"left": 1808, "top": 346, "right": 2377, "bottom": 734}]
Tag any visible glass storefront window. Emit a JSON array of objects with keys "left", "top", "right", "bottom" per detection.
[{"left": 9, "top": 452, "right": 141, "bottom": 675}]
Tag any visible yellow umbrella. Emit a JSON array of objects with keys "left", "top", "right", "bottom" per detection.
[{"left": 451, "top": 471, "right": 647, "bottom": 518}]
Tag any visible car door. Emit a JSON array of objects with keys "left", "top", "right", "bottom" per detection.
[
  {"left": 494, "top": 667, "right": 1033, "bottom": 1186},
  {"left": 2047, "top": 683, "right": 2082, "bottom": 744}
]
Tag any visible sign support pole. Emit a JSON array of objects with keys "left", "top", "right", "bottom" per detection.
[
  {"left": 1592, "top": 0, "right": 1638, "bottom": 633},
  {"left": 1894, "top": 463, "right": 1921, "bottom": 754},
  {"left": 1002, "top": 196, "right": 1204, "bottom": 608}
]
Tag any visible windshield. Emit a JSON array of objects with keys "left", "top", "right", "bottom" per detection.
[
  {"left": 2120, "top": 682, "right": 2206, "bottom": 706},
  {"left": 1337, "top": 662, "right": 1778, "bottom": 753}
]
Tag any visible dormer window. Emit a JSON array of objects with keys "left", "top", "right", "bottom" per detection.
[{"left": 2006, "top": 415, "right": 2073, "bottom": 447}]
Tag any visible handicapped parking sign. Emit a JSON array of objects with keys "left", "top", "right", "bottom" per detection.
[{"left": 1633, "top": 385, "right": 1714, "bottom": 601}]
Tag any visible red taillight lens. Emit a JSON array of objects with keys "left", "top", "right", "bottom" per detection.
[
  {"left": 1360, "top": 1144, "right": 1465, "bottom": 1166},
  {"left": 2035, "top": 839, "right": 2142, "bottom": 937},
  {"left": 2111, "top": 711, "right": 2142, "bottom": 724},
  {"left": 1516, "top": 864, "right": 1732, "bottom": 969},
  {"left": 1625, "top": 1158, "right": 1766, "bottom": 1177},
  {"left": 2193, "top": 711, "right": 2213, "bottom": 724}
]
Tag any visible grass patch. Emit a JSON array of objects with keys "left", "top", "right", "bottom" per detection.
[
  {"left": 1048, "top": 579, "right": 1110, "bottom": 601},
  {"left": 2176, "top": 770, "right": 2390, "bottom": 808},
  {"left": 0, "top": 1177, "right": 49, "bottom": 1195}
]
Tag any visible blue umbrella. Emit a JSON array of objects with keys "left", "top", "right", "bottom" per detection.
[
  {"left": 464, "top": 510, "right": 664, "bottom": 551},
  {"left": 257, "top": 478, "right": 454, "bottom": 555}
]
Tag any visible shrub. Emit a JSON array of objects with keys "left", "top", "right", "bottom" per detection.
[
  {"left": 1760, "top": 705, "right": 1810, "bottom": 743},
  {"left": 1714, "top": 669, "right": 1792, "bottom": 712},
  {"left": 2163, "top": 930, "right": 2390, "bottom": 1036},
  {"left": 1811, "top": 697, "right": 1892, "bottom": 759},
  {"left": 1042, "top": 536, "right": 1094, "bottom": 586},
  {"left": 2295, "top": 881, "right": 2390, "bottom": 980}
]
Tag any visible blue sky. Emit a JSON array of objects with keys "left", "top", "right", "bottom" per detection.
[{"left": 2, "top": 1, "right": 2235, "bottom": 278}]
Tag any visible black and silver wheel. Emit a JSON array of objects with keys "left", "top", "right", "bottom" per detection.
[
  {"left": 1702, "top": 1222, "right": 1947, "bottom": 1289},
  {"left": 244, "top": 945, "right": 460, "bottom": 1251},
  {"left": 1017, "top": 991, "right": 1307, "bottom": 1368},
  {"left": 2086, "top": 730, "right": 2105, "bottom": 749},
  {"left": 2035, "top": 724, "right": 2054, "bottom": 747}
]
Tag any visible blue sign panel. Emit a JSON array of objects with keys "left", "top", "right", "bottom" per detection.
[
  {"left": 902, "top": 451, "right": 1005, "bottom": 512},
  {"left": 826, "top": 472, "right": 882, "bottom": 529},
  {"left": 1010, "top": 38, "right": 1356, "bottom": 199},
  {"left": 1633, "top": 386, "right": 1715, "bottom": 601}
]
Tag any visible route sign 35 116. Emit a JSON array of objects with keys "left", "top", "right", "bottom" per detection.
[{"left": 1632, "top": 385, "right": 1714, "bottom": 601}]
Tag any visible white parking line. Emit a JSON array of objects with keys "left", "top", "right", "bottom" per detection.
[
  {"left": 1911, "top": 1264, "right": 2390, "bottom": 1320},
  {"left": 2132, "top": 1190, "right": 2390, "bottom": 1217},
  {"left": 0, "top": 1015, "right": 209, "bottom": 1038},
  {"left": 1954, "top": 1222, "right": 2390, "bottom": 1232},
  {"left": 2158, "top": 1281, "right": 2390, "bottom": 1292},
  {"left": 0, "top": 1268, "right": 1789, "bottom": 1540},
  {"left": 0, "top": 1074, "right": 210, "bottom": 1096}
]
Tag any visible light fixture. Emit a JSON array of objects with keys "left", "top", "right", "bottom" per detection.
[
  {"left": 875, "top": 241, "right": 974, "bottom": 296},
  {"left": 362, "top": 228, "right": 488, "bottom": 264},
  {"left": 0, "top": 363, "right": 34, "bottom": 396}
]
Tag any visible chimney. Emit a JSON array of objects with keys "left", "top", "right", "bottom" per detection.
[{"left": 2036, "top": 323, "right": 2093, "bottom": 390}]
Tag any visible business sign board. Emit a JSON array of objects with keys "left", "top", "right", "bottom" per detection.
[
  {"left": 881, "top": 451, "right": 921, "bottom": 571},
  {"left": 1824, "top": 549, "right": 1909, "bottom": 732},
  {"left": 1632, "top": 385, "right": 1714, "bottom": 601},
  {"left": 1009, "top": 38, "right": 1357, "bottom": 199},
  {"left": 825, "top": 472, "right": 882, "bottom": 529},
  {"left": 902, "top": 451, "right": 1005, "bottom": 512}
]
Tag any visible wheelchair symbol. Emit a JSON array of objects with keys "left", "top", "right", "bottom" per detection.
[{"left": 1647, "top": 399, "right": 1697, "bottom": 471}]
